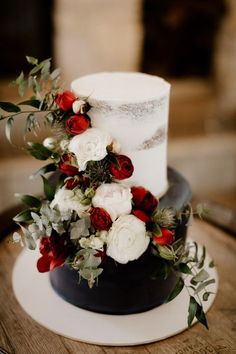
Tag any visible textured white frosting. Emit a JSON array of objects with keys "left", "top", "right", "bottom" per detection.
[{"left": 71, "top": 72, "right": 171, "bottom": 197}]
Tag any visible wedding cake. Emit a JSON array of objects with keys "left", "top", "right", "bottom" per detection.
[
  {"left": 50, "top": 72, "right": 191, "bottom": 314},
  {"left": 0, "top": 57, "right": 214, "bottom": 327}
]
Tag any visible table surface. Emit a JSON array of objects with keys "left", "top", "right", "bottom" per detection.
[{"left": 0, "top": 219, "right": 236, "bottom": 354}]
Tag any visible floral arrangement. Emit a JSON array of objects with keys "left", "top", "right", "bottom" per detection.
[{"left": 0, "top": 57, "right": 215, "bottom": 329}]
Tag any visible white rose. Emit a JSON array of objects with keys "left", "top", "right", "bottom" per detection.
[
  {"left": 92, "top": 183, "right": 132, "bottom": 221},
  {"left": 72, "top": 99, "right": 87, "bottom": 114},
  {"left": 107, "top": 214, "right": 149, "bottom": 264},
  {"left": 50, "top": 188, "right": 90, "bottom": 220},
  {"left": 69, "top": 127, "right": 112, "bottom": 171}
]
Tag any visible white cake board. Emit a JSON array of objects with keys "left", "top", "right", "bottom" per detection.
[{"left": 12, "top": 242, "right": 218, "bottom": 346}]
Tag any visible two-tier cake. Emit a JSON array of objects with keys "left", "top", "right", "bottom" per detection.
[{"left": 49, "top": 72, "right": 191, "bottom": 314}]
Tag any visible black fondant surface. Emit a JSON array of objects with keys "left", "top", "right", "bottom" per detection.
[{"left": 50, "top": 168, "right": 191, "bottom": 315}]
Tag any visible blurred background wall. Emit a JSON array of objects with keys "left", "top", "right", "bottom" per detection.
[{"left": 0, "top": 0, "right": 236, "bottom": 212}]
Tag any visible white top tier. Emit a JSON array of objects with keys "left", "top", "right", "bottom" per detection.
[{"left": 71, "top": 72, "right": 171, "bottom": 197}]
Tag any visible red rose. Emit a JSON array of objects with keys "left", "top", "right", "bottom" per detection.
[
  {"left": 152, "top": 228, "right": 174, "bottom": 246},
  {"left": 132, "top": 209, "right": 151, "bottom": 223},
  {"left": 58, "top": 154, "right": 78, "bottom": 176},
  {"left": 90, "top": 207, "right": 112, "bottom": 231},
  {"left": 131, "top": 186, "right": 158, "bottom": 213},
  {"left": 109, "top": 154, "right": 134, "bottom": 180},
  {"left": 55, "top": 90, "right": 76, "bottom": 111},
  {"left": 37, "top": 234, "right": 69, "bottom": 273},
  {"left": 65, "top": 114, "right": 90, "bottom": 135}
]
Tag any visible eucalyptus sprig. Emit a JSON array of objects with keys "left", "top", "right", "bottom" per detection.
[
  {"left": 167, "top": 241, "right": 216, "bottom": 329},
  {"left": 0, "top": 56, "right": 63, "bottom": 145}
]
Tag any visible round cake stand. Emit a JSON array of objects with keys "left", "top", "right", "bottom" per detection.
[{"left": 12, "top": 242, "right": 218, "bottom": 346}]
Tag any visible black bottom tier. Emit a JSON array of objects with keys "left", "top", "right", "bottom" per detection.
[{"left": 50, "top": 167, "right": 191, "bottom": 315}]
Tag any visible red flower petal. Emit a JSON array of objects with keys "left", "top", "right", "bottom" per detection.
[
  {"left": 132, "top": 209, "right": 150, "bottom": 223},
  {"left": 37, "top": 255, "right": 52, "bottom": 272}
]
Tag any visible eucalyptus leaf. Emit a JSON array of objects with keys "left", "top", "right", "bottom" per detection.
[
  {"left": 187, "top": 296, "right": 198, "bottom": 327},
  {"left": 50, "top": 68, "right": 61, "bottom": 80},
  {"left": 40, "top": 60, "right": 51, "bottom": 80},
  {"left": 0, "top": 102, "right": 20, "bottom": 113},
  {"left": 167, "top": 277, "right": 184, "bottom": 302},
  {"left": 191, "top": 269, "right": 209, "bottom": 285},
  {"left": 19, "top": 225, "right": 37, "bottom": 250},
  {"left": 203, "top": 292, "right": 213, "bottom": 301},
  {"left": 194, "top": 279, "right": 216, "bottom": 295},
  {"left": 18, "top": 79, "right": 28, "bottom": 97}
]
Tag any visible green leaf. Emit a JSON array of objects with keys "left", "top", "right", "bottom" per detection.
[
  {"left": 0, "top": 102, "right": 21, "bottom": 113},
  {"left": 41, "top": 176, "right": 56, "bottom": 200},
  {"left": 196, "top": 303, "right": 209, "bottom": 329},
  {"left": 27, "top": 143, "right": 52, "bottom": 160},
  {"left": 26, "top": 56, "right": 38, "bottom": 65},
  {"left": 31, "top": 163, "right": 57, "bottom": 178},
  {"left": 16, "top": 194, "right": 41, "bottom": 208},
  {"left": 178, "top": 263, "right": 193, "bottom": 275},
  {"left": 194, "top": 279, "right": 216, "bottom": 295},
  {"left": 187, "top": 296, "right": 198, "bottom": 327},
  {"left": 191, "top": 269, "right": 209, "bottom": 285},
  {"left": 5, "top": 117, "right": 14, "bottom": 143},
  {"left": 13, "top": 209, "right": 32, "bottom": 223},
  {"left": 167, "top": 277, "right": 184, "bottom": 302},
  {"left": 18, "top": 99, "right": 41, "bottom": 108},
  {"left": 198, "top": 245, "right": 206, "bottom": 268}
]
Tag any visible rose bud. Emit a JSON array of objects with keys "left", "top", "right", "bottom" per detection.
[
  {"left": 72, "top": 99, "right": 87, "bottom": 114},
  {"left": 65, "top": 177, "right": 80, "bottom": 190},
  {"left": 109, "top": 139, "right": 121, "bottom": 154},
  {"left": 43, "top": 137, "right": 58, "bottom": 151},
  {"left": 58, "top": 154, "right": 78, "bottom": 176},
  {"left": 131, "top": 186, "right": 158, "bottom": 214},
  {"left": 152, "top": 228, "right": 174, "bottom": 246},
  {"left": 90, "top": 207, "right": 112, "bottom": 231},
  {"left": 55, "top": 90, "right": 76, "bottom": 111},
  {"left": 132, "top": 209, "right": 150, "bottom": 223},
  {"left": 65, "top": 115, "right": 90, "bottom": 135},
  {"left": 109, "top": 154, "right": 134, "bottom": 180}
]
